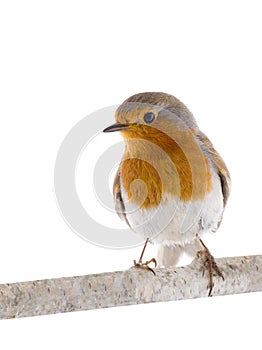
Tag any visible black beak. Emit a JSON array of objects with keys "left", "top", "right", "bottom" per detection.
[{"left": 103, "top": 122, "right": 129, "bottom": 132}]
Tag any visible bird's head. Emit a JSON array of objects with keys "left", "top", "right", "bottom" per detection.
[{"left": 103, "top": 92, "right": 198, "bottom": 142}]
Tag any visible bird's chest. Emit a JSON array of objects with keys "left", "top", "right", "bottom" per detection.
[
  {"left": 120, "top": 158, "right": 175, "bottom": 210},
  {"left": 120, "top": 130, "right": 213, "bottom": 210},
  {"left": 120, "top": 150, "right": 212, "bottom": 208}
]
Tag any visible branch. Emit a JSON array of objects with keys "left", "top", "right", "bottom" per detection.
[{"left": 0, "top": 255, "right": 261, "bottom": 320}]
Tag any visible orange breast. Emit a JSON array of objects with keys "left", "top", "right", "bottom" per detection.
[{"left": 120, "top": 126, "right": 212, "bottom": 209}]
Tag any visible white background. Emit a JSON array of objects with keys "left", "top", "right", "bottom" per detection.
[{"left": 0, "top": 1, "right": 261, "bottom": 349}]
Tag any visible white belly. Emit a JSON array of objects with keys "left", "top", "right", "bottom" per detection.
[{"left": 120, "top": 167, "right": 224, "bottom": 246}]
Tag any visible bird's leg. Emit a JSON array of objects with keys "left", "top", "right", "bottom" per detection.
[
  {"left": 196, "top": 238, "right": 224, "bottom": 297},
  {"left": 133, "top": 238, "right": 157, "bottom": 275}
]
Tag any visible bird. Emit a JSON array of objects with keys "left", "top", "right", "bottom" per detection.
[{"left": 103, "top": 92, "right": 231, "bottom": 296}]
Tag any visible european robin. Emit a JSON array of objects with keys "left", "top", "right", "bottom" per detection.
[{"left": 103, "top": 92, "right": 231, "bottom": 296}]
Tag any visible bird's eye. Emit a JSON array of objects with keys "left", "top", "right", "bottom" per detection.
[{"left": 143, "top": 112, "right": 155, "bottom": 124}]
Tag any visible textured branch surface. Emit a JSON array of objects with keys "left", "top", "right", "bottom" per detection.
[{"left": 0, "top": 255, "right": 261, "bottom": 320}]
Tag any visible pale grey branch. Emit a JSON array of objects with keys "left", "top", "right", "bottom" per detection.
[{"left": 0, "top": 255, "right": 261, "bottom": 320}]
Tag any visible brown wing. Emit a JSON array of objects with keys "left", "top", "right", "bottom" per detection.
[
  {"left": 113, "top": 166, "right": 131, "bottom": 227},
  {"left": 197, "top": 131, "right": 231, "bottom": 207}
]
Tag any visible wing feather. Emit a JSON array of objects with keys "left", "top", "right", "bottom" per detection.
[
  {"left": 113, "top": 166, "right": 131, "bottom": 227},
  {"left": 197, "top": 131, "right": 231, "bottom": 206}
]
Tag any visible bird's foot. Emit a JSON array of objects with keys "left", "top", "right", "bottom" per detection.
[
  {"left": 132, "top": 238, "right": 157, "bottom": 275},
  {"left": 133, "top": 258, "right": 157, "bottom": 276},
  {"left": 197, "top": 248, "right": 224, "bottom": 297}
]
